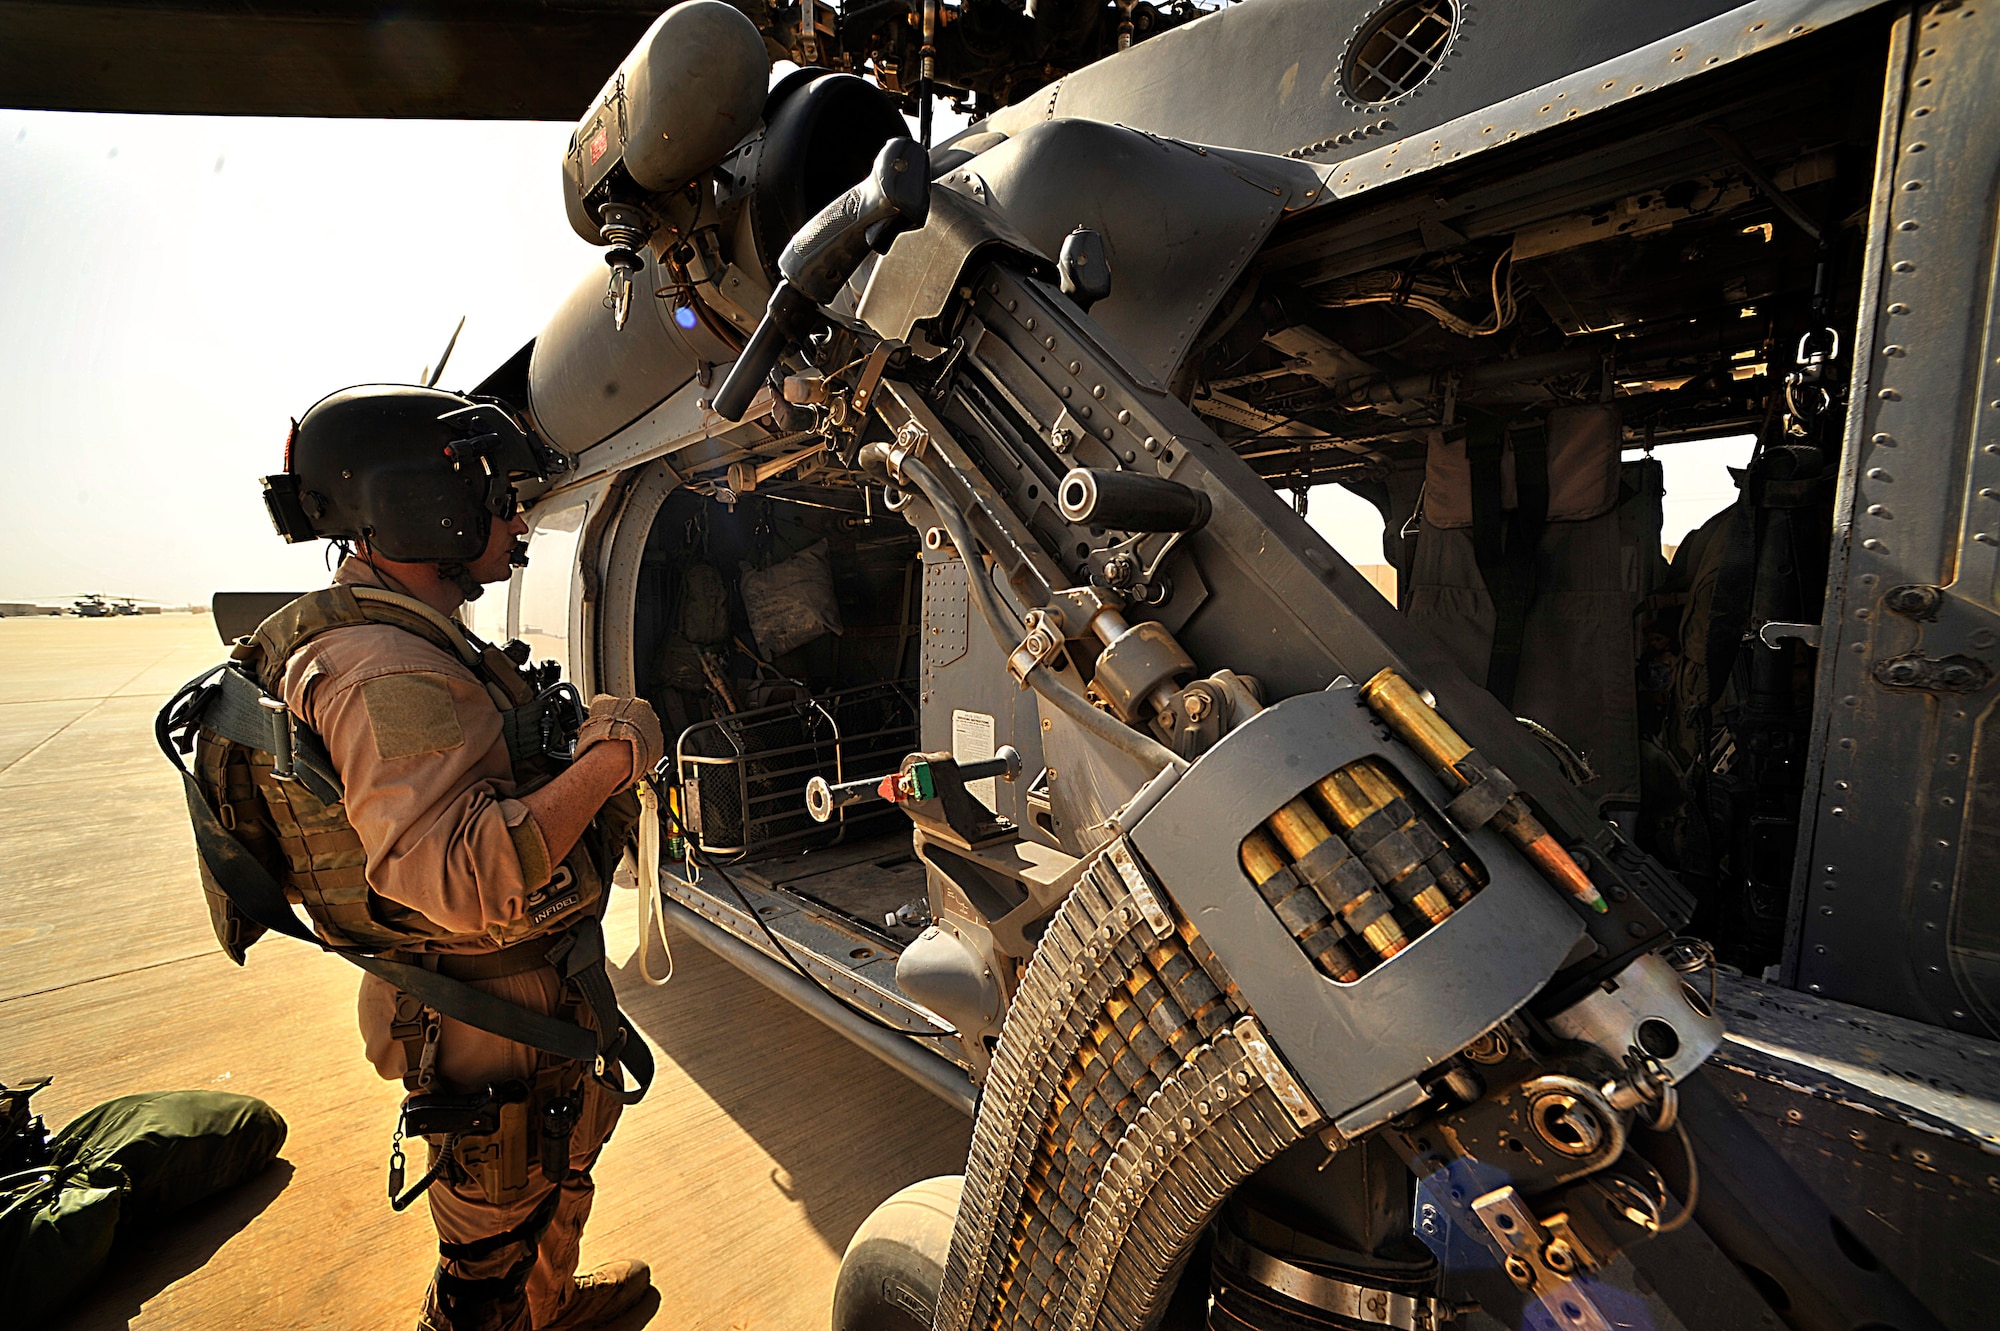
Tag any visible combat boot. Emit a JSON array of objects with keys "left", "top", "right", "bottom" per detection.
[{"left": 536, "top": 1258, "right": 652, "bottom": 1329}]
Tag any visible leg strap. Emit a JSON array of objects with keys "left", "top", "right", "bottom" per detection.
[
  {"left": 424, "top": 1178, "right": 565, "bottom": 1331},
  {"left": 437, "top": 1184, "right": 565, "bottom": 1264},
  {"left": 547, "top": 919, "right": 654, "bottom": 1105},
  {"left": 1466, "top": 410, "right": 1549, "bottom": 707}
]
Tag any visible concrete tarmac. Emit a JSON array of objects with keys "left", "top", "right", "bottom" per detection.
[{"left": 0, "top": 613, "right": 972, "bottom": 1330}]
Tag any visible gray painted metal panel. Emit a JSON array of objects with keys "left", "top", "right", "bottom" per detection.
[
  {"left": 657, "top": 893, "right": 977, "bottom": 1115},
  {"left": 595, "top": 461, "right": 682, "bottom": 696},
  {"left": 1789, "top": 2, "right": 2000, "bottom": 1035},
  {"left": 984, "top": 0, "right": 1750, "bottom": 163},
  {"left": 937, "top": 121, "right": 1316, "bottom": 383},
  {"left": 919, "top": 551, "right": 1046, "bottom": 836},
  {"left": 1314, "top": 0, "right": 1889, "bottom": 202},
  {"left": 1129, "top": 685, "right": 1582, "bottom": 1122},
  {"left": 528, "top": 252, "right": 725, "bottom": 456}
]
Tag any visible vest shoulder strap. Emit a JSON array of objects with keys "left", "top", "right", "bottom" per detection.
[{"left": 245, "top": 586, "right": 480, "bottom": 693}]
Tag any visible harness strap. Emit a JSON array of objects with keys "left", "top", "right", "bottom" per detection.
[
  {"left": 429, "top": 1185, "right": 566, "bottom": 1316},
  {"left": 548, "top": 920, "right": 655, "bottom": 1106},
  {"left": 438, "top": 1183, "right": 566, "bottom": 1262},
  {"left": 196, "top": 666, "right": 344, "bottom": 804},
  {"left": 1465, "top": 410, "right": 1549, "bottom": 707},
  {"left": 349, "top": 585, "right": 484, "bottom": 667},
  {"left": 387, "top": 936, "right": 558, "bottom": 982},
  {"left": 1703, "top": 499, "right": 1760, "bottom": 711}
]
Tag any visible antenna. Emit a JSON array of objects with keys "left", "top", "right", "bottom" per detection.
[{"left": 423, "top": 316, "right": 467, "bottom": 388}]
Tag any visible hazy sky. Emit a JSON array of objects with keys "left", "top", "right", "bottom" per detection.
[
  {"left": 0, "top": 108, "right": 1743, "bottom": 605},
  {"left": 0, "top": 110, "right": 599, "bottom": 605}
]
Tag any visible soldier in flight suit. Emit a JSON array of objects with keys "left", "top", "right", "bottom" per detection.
[{"left": 185, "top": 384, "right": 665, "bottom": 1330}]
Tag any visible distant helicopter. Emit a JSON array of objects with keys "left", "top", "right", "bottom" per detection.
[{"left": 61, "top": 594, "right": 157, "bottom": 617}]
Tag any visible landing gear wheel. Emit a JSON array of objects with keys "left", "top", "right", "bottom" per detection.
[{"left": 832, "top": 1174, "right": 963, "bottom": 1331}]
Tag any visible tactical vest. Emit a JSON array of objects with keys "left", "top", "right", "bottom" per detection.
[
  {"left": 160, "top": 584, "right": 654, "bottom": 1109},
  {"left": 188, "top": 583, "right": 623, "bottom": 959}
]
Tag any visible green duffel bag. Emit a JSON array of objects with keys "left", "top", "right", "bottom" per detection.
[
  {"left": 0, "top": 1160, "right": 125, "bottom": 1328},
  {"left": 0, "top": 1090, "right": 287, "bottom": 1325}
]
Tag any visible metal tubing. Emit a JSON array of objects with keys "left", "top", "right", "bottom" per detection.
[
  {"left": 1057, "top": 467, "right": 1212, "bottom": 533},
  {"left": 657, "top": 893, "right": 978, "bottom": 1116}
]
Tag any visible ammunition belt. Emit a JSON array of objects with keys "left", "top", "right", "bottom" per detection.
[{"left": 937, "top": 837, "right": 1326, "bottom": 1331}]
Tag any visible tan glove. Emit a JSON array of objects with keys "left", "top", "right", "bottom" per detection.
[{"left": 574, "top": 694, "right": 665, "bottom": 784}]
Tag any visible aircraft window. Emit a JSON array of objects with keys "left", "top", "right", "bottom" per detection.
[
  {"left": 1307, "top": 484, "right": 1397, "bottom": 606},
  {"left": 519, "top": 500, "right": 588, "bottom": 667},
  {"left": 1623, "top": 436, "right": 1756, "bottom": 562},
  {"left": 1346, "top": 0, "right": 1457, "bottom": 104},
  {"left": 464, "top": 569, "right": 516, "bottom": 643}
]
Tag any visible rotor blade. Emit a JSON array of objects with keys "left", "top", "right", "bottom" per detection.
[{"left": 424, "top": 316, "right": 467, "bottom": 389}]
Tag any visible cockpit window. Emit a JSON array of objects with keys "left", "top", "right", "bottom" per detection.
[{"left": 1346, "top": 0, "right": 1458, "bottom": 104}]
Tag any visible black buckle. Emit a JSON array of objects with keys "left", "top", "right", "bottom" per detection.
[
  {"left": 535, "top": 682, "right": 586, "bottom": 760},
  {"left": 400, "top": 1080, "right": 528, "bottom": 1139}
]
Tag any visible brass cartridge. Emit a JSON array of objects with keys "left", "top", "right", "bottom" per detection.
[
  {"left": 1359, "top": 669, "right": 1607, "bottom": 914},
  {"left": 1240, "top": 824, "right": 1292, "bottom": 883},
  {"left": 1336, "top": 761, "right": 1478, "bottom": 906},
  {"left": 1261, "top": 800, "right": 1408, "bottom": 959},
  {"left": 1357, "top": 669, "right": 1470, "bottom": 770},
  {"left": 1239, "top": 828, "right": 1364, "bottom": 981},
  {"left": 1313, "top": 764, "right": 1455, "bottom": 927}
]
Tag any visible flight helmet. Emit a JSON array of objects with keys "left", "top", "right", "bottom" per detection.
[{"left": 261, "top": 385, "right": 566, "bottom": 564}]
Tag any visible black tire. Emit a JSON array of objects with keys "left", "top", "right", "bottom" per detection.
[{"left": 831, "top": 1174, "right": 964, "bottom": 1331}]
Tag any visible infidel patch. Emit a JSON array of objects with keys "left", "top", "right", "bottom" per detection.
[{"left": 361, "top": 673, "right": 465, "bottom": 759}]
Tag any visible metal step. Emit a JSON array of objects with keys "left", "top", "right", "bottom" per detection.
[{"left": 660, "top": 857, "right": 969, "bottom": 1075}]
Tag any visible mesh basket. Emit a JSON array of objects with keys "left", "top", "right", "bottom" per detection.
[{"left": 676, "top": 681, "right": 918, "bottom": 859}]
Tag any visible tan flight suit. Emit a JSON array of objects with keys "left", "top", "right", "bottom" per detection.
[{"left": 283, "top": 558, "right": 621, "bottom": 1331}]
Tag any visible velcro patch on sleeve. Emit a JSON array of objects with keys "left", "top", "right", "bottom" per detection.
[
  {"left": 360, "top": 673, "right": 466, "bottom": 760},
  {"left": 508, "top": 815, "right": 553, "bottom": 891}
]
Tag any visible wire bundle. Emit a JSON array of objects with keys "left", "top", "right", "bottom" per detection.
[{"left": 1313, "top": 248, "right": 1519, "bottom": 339}]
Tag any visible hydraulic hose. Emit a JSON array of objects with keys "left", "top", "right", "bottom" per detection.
[{"left": 868, "top": 442, "right": 1185, "bottom": 775}]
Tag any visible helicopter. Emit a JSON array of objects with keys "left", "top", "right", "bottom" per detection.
[
  {"left": 56, "top": 593, "right": 156, "bottom": 617},
  {"left": 65, "top": 0, "right": 2000, "bottom": 1328}
]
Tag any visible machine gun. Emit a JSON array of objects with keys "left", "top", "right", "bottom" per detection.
[
  {"left": 659, "top": 52, "right": 1986, "bottom": 1321},
  {"left": 661, "top": 121, "right": 1797, "bottom": 1331}
]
